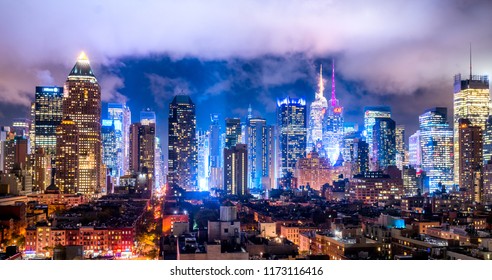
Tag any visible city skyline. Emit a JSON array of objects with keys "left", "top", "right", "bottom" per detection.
[{"left": 1, "top": 1, "right": 492, "bottom": 143}]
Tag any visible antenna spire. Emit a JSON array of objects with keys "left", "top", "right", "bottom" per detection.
[
  {"left": 317, "top": 64, "right": 324, "bottom": 99},
  {"left": 331, "top": 59, "right": 336, "bottom": 107},
  {"left": 469, "top": 42, "right": 472, "bottom": 80}
]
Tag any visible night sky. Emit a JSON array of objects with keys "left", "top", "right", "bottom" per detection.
[{"left": 1, "top": 0, "right": 492, "bottom": 146}]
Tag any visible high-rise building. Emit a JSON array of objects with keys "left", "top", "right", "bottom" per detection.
[
  {"left": 408, "top": 130, "right": 422, "bottom": 168},
  {"left": 364, "top": 106, "right": 391, "bottom": 168},
  {"left": 140, "top": 108, "right": 156, "bottom": 125},
  {"left": 63, "top": 52, "right": 102, "bottom": 195},
  {"left": 225, "top": 118, "right": 242, "bottom": 149},
  {"left": 323, "top": 60, "right": 344, "bottom": 163},
  {"left": 155, "top": 137, "right": 165, "bottom": 189},
  {"left": 453, "top": 73, "right": 490, "bottom": 185},
  {"left": 483, "top": 159, "right": 492, "bottom": 204},
  {"left": 55, "top": 117, "right": 79, "bottom": 194},
  {"left": 277, "top": 97, "right": 307, "bottom": 178},
  {"left": 458, "top": 118, "right": 483, "bottom": 203},
  {"left": 395, "top": 125, "right": 405, "bottom": 170},
  {"left": 246, "top": 118, "right": 274, "bottom": 192},
  {"left": 353, "top": 138, "right": 369, "bottom": 175},
  {"left": 208, "top": 114, "right": 223, "bottom": 190},
  {"left": 419, "top": 108, "right": 454, "bottom": 193},
  {"left": 101, "top": 120, "right": 118, "bottom": 177},
  {"left": 108, "top": 103, "right": 131, "bottom": 176},
  {"left": 29, "top": 147, "right": 51, "bottom": 192},
  {"left": 34, "top": 86, "right": 63, "bottom": 156},
  {"left": 224, "top": 144, "right": 248, "bottom": 195},
  {"left": 307, "top": 65, "right": 327, "bottom": 153},
  {"left": 372, "top": 117, "right": 396, "bottom": 170},
  {"left": 197, "top": 130, "right": 210, "bottom": 191},
  {"left": 129, "top": 122, "right": 155, "bottom": 181},
  {"left": 402, "top": 165, "right": 419, "bottom": 196},
  {"left": 167, "top": 95, "right": 197, "bottom": 190},
  {"left": 294, "top": 149, "right": 332, "bottom": 191},
  {"left": 483, "top": 115, "right": 492, "bottom": 164}
]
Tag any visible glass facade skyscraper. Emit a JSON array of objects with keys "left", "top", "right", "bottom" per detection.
[
  {"left": 277, "top": 97, "right": 307, "bottom": 178},
  {"left": 34, "top": 86, "right": 63, "bottom": 156},
  {"left": 419, "top": 107, "right": 454, "bottom": 193}
]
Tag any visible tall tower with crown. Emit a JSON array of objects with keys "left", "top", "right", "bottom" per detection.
[{"left": 323, "top": 59, "right": 344, "bottom": 164}]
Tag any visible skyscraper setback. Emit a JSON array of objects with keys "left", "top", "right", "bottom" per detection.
[
  {"left": 167, "top": 95, "right": 197, "bottom": 190},
  {"left": 62, "top": 53, "right": 102, "bottom": 195}
]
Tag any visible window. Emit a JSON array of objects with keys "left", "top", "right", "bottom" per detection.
[{"left": 224, "top": 229, "right": 229, "bottom": 233}]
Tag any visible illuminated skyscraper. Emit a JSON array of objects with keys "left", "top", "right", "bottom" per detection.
[
  {"left": 453, "top": 73, "right": 490, "bottom": 185},
  {"left": 364, "top": 106, "right": 391, "bottom": 167},
  {"left": 458, "top": 118, "right": 483, "bottom": 203},
  {"left": 129, "top": 122, "right": 155, "bottom": 179},
  {"left": 246, "top": 118, "right": 274, "bottom": 192},
  {"left": 225, "top": 118, "right": 242, "bottom": 149},
  {"left": 353, "top": 138, "right": 369, "bottom": 175},
  {"left": 482, "top": 116, "right": 492, "bottom": 164},
  {"left": 208, "top": 114, "right": 223, "bottom": 190},
  {"left": 372, "top": 117, "right": 396, "bottom": 170},
  {"left": 308, "top": 65, "right": 327, "bottom": 152},
  {"left": 167, "top": 95, "right": 197, "bottom": 190},
  {"left": 155, "top": 137, "right": 165, "bottom": 189},
  {"left": 63, "top": 52, "right": 102, "bottom": 195},
  {"left": 419, "top": 107, "right": 454, "bottom": 193},
  {"left": 323, "top": 60, "right": 344, "bottom": 163},
  {"left": 395, "top": 125, "right": 406, "bottom": 170},
  {"left": 224, "top": 143, "right": 248, "bottom": 195},
  {"left": 108, "top": 103, "right": 131, "bottom": 176},
  {"left": 101, "top": 120, "right": 117, "bottom": 177},
  {"left": 197, "top": 130, "right": 210, "bottom": 190},
  {"left": 55, "top": 117, "right": 79, "bottom": 194},
  {"left": 408, "top": 130, "right": 421, "bottom": 168},
  {"left": 34, "top": 86, "right": 63, "bottom": 156},
  {"left": 277, "top": 97, "right": 307, "bottom": 179}
]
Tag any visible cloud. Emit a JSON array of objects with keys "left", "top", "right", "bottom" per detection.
[
  {"left": 1, "top": 0, "right": 492, "bottom": 118},
  {"left": 146, "top": 73, "right": 192, "bottom": 108},
  {"left": 99, "top": 74, "right": 128, "bottom": 103}
]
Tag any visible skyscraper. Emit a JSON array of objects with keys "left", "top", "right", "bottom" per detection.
[
  {"left": 63, "top": 52, "right": 102, "bottom": 195},
  {"left": 246, "top": 118, "right": 273, "bottom": 192},
  {"left": 408, "top": 130, "right": 422, "bottom": 168},
  {"left": 364, "top": 106, "right": 391, "bottom": 169},
  {"left": 353, "top": 138, "right": 369, "bottom": 175},
  {"left": 458, "top": 118, "right": 483, "bottom": 203},
  {"left": 307, "top": 65, "right": 327, "bottom": 152},
  {"left": 34, "top": 86, "right": 63, "bottom": 156},
  {"left": 372, "top": 117, "right": 396, "bottom": 170},
  {"left": 129, "top": 122, "right": 155, "bottom": 180},
  {"left": 225, "top": 118, "right": 242, "bottom": 149},
  {"left": 323, "top": 60, "right": 344, "bottom": 163},
  {"left": 167, "top": 95, "right": 197, "bottom": 190},
  {"left": 140, "top": 108, "right": 156, "bottom": 125},
  {"left": 197, "top": 130, "right": 210, "bottom": 190},
  {"left": 453, "top": 73, "right": 490, "bottom": 185},
  {"left": 483, "top": 115, "right": 492, "bottom": 164},
  {"left": 419, "top": 107, "right": 454, "bottom": 193},
  {"left": 208, "top": 114, "right": 223, "bottom": 190},
  {"left": 224, "top": 143, "right": 248, "bottom": 195},
  {"left": 395, "top": 125, "right": 406, "bottom": 170},
  {"left": 101, "top": 120, "right": 117, "bottom": 177},
  {"left": 108, "top": 103, "right": 131, "bottom": 176},
  {"left": 55, "top": 117, "right": 79, "bottom": 194},
  {"left": 277, "top": 97, "right": 307, "bottom": 179}
]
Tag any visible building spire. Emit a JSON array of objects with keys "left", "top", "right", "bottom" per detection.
[
  {"left": 316, "top": 64, "right": 324, "bottom": 100},
  {"left": 469, "top": 42, "right": 472, "bottom": 80},
  {"left": 331, "top": 58, "right": 337, "bottom": 107},
  {"left": 247, "top": 104, "right": 252, "bottom": 120}
]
